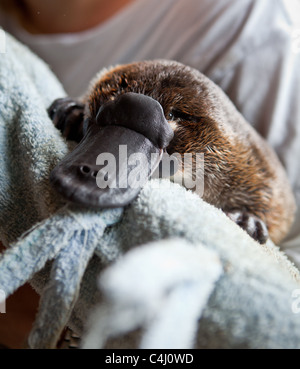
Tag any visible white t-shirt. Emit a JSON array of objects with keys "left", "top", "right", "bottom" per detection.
[{"left": 1, "top": 0, "right": 300, "bottom": 265}]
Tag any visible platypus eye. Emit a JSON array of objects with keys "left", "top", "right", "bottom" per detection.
[
  {"left": 168, "top": 109, "right": 202, "bottom": 123},
  {"left": 167, "top": 112, "right": 175, "bottom": 120}
]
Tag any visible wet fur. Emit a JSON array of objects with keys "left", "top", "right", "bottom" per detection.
[{"left": 54, "top": 60, "right": 296, "bottom": 244}]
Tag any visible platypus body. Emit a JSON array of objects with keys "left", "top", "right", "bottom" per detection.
[{"left": 48, "top": 60, "right": 296, "bottom": 245}]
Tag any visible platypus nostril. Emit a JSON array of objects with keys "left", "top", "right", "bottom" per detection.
[
  {"left": 78, "top": 165, "right": 99, "bottom": 179},
  {"left": 79, "top": 165, "right": 91, "bottom": 176}
]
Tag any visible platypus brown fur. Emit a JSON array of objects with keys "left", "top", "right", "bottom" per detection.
[{"left": 48, "top": 60, "right": 296, "bottom": 245}]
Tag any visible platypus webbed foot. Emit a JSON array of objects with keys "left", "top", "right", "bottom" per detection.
[{"left": 48, "top": 97, "right": 85, "bottom": 142}]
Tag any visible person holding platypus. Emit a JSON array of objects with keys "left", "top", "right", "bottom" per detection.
[{"left": 0, "top": 0, "right": 300, "bottom": 260}]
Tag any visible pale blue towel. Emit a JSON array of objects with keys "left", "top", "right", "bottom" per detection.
[{"left": 1, "top": 32, "right": 300, "bottom": 349}]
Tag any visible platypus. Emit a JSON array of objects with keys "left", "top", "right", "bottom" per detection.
[{"left": 48, "top": 60, "right": 296, "bottom": 245}]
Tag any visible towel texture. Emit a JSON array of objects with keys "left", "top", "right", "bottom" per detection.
[{"left": 1, "top": 32, "right": 300, "bottom": 349}]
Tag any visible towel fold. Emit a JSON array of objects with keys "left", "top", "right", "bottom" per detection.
[{"left": 1, "top": 32, "right": 300, "bottom": 349}]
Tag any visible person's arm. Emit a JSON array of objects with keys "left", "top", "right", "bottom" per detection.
[
  {"left": 201, "top": 1, "right": 300, "bottom": 190},
  {"left": 215, "top": 36, "right": 300, "bottom": 182},
  {"left": 0, "top": 0, "right": 135, "bottom": 34}
]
